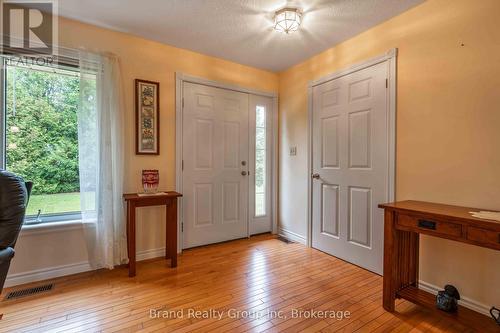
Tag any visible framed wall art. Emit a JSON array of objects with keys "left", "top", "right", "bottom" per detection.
[{"left": 135, "top": 79, "right": 160, "bottom": 155}]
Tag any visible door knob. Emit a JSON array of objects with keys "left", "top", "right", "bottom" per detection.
[
  {"left": 312, "top": 173, "right": 320, "bottom": 179},
  {"left": 241, "top": 171, "right": 248, "bottom": 176}
]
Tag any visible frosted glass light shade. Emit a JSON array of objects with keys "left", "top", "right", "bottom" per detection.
[{"left": 274, "top": 8, "right": 302, "bottom": 34}]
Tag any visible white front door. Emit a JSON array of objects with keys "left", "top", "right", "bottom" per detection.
[
  {"left": 311, "top": 61, "right": 389, "bottom": 274},
  {"left": 182, "top": 82, "right": 249, "bottom": 248}
]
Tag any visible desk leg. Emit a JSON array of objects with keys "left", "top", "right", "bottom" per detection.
[
  {"left": 383, "top": 210, "right": 397, "bottom": 312},
  {"left": 126, "top": 202, "right": 129, "bottom": 268},
  {"left": 128, "top": 202, "right": 136, "bottom": 277},
  {"left": 166, "top": 199, "right": 178, "bottom": 268},
  {"left": 383, "top": 210, "right": 420, "bottom": 312}
]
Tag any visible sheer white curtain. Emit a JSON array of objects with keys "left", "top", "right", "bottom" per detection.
[{"left": 77, "top": 51, "right": 127, "bottom": 269}]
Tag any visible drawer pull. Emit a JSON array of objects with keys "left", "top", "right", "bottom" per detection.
[{"left": 418, "top": 219, "right": 436, "bottom": 230}]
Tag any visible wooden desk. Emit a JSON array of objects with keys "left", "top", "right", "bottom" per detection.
[
  {"left": 124, "top": 192, "right": 182, "bottom": 277},
  {"left": 379, "top": 200, "right": 500, "bottom": 332}
]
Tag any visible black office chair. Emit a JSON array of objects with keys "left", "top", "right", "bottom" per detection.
[{"left": 0, "top": 170, "right": 32, "bottom": 296}]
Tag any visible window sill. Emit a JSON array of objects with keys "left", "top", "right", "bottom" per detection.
[{"left": 20, "top": 220, "right": 83, "bottom": 236}]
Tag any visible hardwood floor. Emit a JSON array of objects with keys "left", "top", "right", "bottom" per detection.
[{"left": 0, "top": 234, "right": 479, "bottom": 332}]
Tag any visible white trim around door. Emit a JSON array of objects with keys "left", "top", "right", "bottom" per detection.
[
  {"left": 306, "top": 48, "right": 397, "bottom": 249},
  {"left": 175, "top": 73, "right": 278, "bottom": 252}
]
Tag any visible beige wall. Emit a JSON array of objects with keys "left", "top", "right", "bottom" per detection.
[
  {"left": 8, "top": 17, "right": 278, "bottom": 281},
  {"left": 57, "top": 17, "right": 278, "bottom": 193},
  {"left": 58, "top": 16, "right": 278, "bottom": 254},
  {"left": 279, "top": 0, "right": 500, "bottom": 307}
]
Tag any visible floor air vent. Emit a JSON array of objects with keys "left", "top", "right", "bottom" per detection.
[
  {"left": 5, "top": 283, "right": 54, "bottom": 300},
  {"left": 277, "top": 236, "right": 294, "bottom": 244}
]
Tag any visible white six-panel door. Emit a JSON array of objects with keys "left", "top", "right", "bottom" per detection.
[
  {"left": 183, "top": 82, "right": 249, "bottom": 248},
  {"left": 311, "top": 61, "right": 389, "bottom": 274}
]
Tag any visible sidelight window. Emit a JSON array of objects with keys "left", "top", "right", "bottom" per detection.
[{"left": 255, "top": 105, "right": 266, "bottom": 217}]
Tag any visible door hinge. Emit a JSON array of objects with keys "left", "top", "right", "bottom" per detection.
[
  {"left": 182, "top": 160, "right": 184, "bottom": 171},
  {"left": 182, "top": 98, "right": 184, "bottom": 108},
  {"left": 385, "top": 79, "right": 388, "bottom": 88},
  {"left": 181, "top": 222, "right": 184, "bottom": 232}
]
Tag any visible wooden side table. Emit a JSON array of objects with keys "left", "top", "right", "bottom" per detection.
[
  {"left": 123, "top": 192, "right": 182, "bottom": 277},
  {"left": 379, "top": 200, "right": 500, "bottom": 332}
]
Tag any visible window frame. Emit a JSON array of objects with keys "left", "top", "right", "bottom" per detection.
[
  {"left": 0, "top": 58, "right": 5, "bottom": 168},
  {"left": 24, "top": 212, "right": 83, "bottom": 226},
  {"left": 254, "top": 105, "right": 267, "bottom": 218},
  {"left": 0, "top": 56, "right": 83, "bottom": 225}
]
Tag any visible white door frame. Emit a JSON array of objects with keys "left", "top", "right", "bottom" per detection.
[
  {"left": 175, "top": 72, "right": 279, "bottom": 252},
  {"left": 306, "top": 49, "right": 397, "bottom": 248}
]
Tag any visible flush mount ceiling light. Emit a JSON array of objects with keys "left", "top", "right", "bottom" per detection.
[{"left": 274, "top": 7, "right": 302, "bottom": 34}]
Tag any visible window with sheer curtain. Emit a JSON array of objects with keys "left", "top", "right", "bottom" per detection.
[
  {"left": 0, "top": 59, "right": 90, "bottom": 224},
  {"left": 0, "top": 50, "right": 127, "bottom": 269}
]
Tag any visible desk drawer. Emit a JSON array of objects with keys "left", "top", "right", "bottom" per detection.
[
  {"left": 467, "top": 227, "right": 500, "bottom": 250},
  {"left": 396, "top": 214, "right": 462, "bottom": 238}
]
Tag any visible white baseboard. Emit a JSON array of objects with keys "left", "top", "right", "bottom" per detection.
[
  {"left": 136, "top": 247, "right": 166, "bottom": 261},
  {"left": 4, "top": 261, "right": 92, "bottom": 288},
  {"left": 279, "top": 228, "right": 307, "bottom": 245},
  {"left": 5, "top": 247, "right": 168, "bottom": 288},
  {"left": 418, "top": 280, "right": 491, "bottom": 316}
]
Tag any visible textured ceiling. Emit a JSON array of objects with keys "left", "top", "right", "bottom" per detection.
[{"left": 57, "top": 0, "right": 424, "bottom": 72}]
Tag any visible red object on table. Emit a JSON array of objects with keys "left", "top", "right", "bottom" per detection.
[
  {"left": 123, "top": 191, "right": 182, "bottom": 277},
  {"left": 141, "top": 170, "right": 159, "bottom": 193}
]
